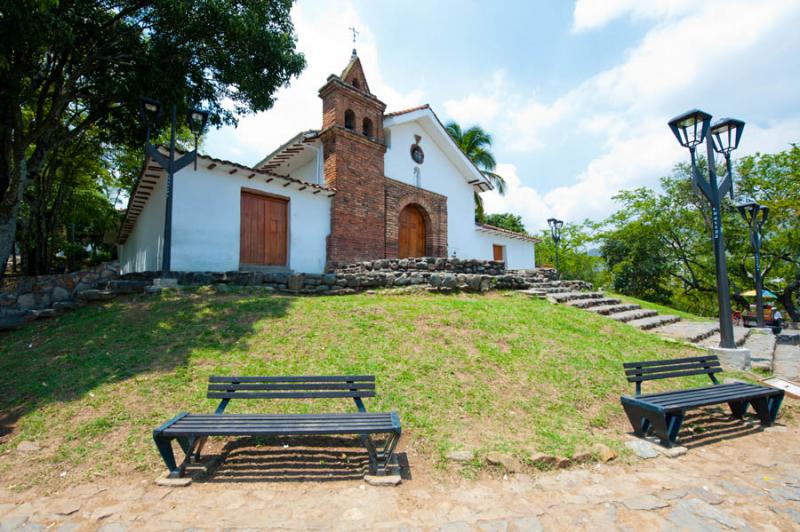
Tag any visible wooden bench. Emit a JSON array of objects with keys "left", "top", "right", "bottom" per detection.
[
  {"left": 620, "top": 355, "right": 784, "bottom": 447},
  {"left": 153, "top": 375, "right": 402, "bottom": 478}
]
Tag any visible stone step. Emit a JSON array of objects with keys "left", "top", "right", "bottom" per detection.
[
  {"left": 627, "top": 314, "right": 681, "bottom": 330},
  {"left": 567, "top": 297, "right": 621, "bottom": 309},
  {"left": 608, "top": 309, "right": 659, "bottom": 323},
  {"left": 549, "top": 291, "right": 604, "bottom": 303},
  {"left": 588, "top": 303, "right": 641, "bottom": 315},
  {"left": 651, "top": 321, "right": 720, "bottom": 344}
]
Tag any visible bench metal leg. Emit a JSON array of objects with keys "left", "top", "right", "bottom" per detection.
[
  {"left": 153, "top": 435, "right": 182, "bottom": 478},
  {"left": 751, "top": 394, "right": 784, "bottom": 426},
  {"left": 361, "top": 431, "right": 401, "bottom": 476},
  {"left": 622, "top": 402, "right": 683, "bottom": 447},
  {"left": 728, "top": 400, "right": 748, "bottom": 419}
]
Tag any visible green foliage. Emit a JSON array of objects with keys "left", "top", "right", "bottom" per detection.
[
  {"left": 483, "top": 213, "right": 526, "bottom": 233},
  {"left": 444, "top": 120, "right": 506, "bottom": 220},
  {"left": 536, "top": 221, "right": 611, "bottom": 287},
  {"left": 1, "top": 0, "right": 306, "bottom": 277}
]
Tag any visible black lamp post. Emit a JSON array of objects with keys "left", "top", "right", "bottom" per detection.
[
  {"left": 547, "top": 218, "right": 564, "bottom": 279},
  {"left": 139, "top": 97, "right": 209, "bottom": 274},
  {"left": 668, "top": 109, "right": 745, "bottom": 349},
  {"left": 736, "top": 198, "right": 769, "bottom": 327}
]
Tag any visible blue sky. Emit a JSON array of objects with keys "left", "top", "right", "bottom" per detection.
[{"left": 206, "top": 0, "right": 800, "bottom": 231}]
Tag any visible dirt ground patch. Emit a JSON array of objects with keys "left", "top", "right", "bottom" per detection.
[{"left": 1, "top": 412, "right": 799, "bottom": 530}]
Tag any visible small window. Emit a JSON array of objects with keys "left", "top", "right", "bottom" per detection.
[
  {"left": 384, "top": 129, "right": 392, "bottom": 148},
  {"left": 362, "top": 117, "right": 373, "bottom": 138},
  {"left": 344, "top": 109, "right": 355, "bottom": 131},
  {"left": 414, "top": 166, "right": 421, "bottom": 188},
  {"left": 352, "top": 78, "right": 360, "bottom": 89},
  {"left": 493, "top": 244, "right": 505, "bottom": 263}
]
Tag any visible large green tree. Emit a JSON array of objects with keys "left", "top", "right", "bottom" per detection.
[
  {"left": 599, "top": 146, "right": 800, "bottom": 319},
  {"left": 0, "top": 0, "right": 305, "bottom": 280},
  {"left": 444, "top": 121, "right": 506, "bottom": 220}
]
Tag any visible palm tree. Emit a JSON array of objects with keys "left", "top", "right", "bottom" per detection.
[{"left": 445, "top": 121, "right": 506, "bottom": 221}]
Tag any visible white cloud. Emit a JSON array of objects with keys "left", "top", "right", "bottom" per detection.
[
  {"left": 205, "top": 0, "right": 424, "bottom": 166},
  {"left": 572, "top": 0, "right": 695, "bottom": 32},
  {"left": 463, "top": 0, "right": 800, "bottom": 231}
]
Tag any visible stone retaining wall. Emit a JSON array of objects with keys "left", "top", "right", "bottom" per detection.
[
  {"left": 0, "top": 262, "right": 120, "bottom": 316},
  {"left": 0, "top": 257, "right": 581, "bottom": 332},
  {"left": 328, "top": 257, "right": 508, "bottom": 275}
]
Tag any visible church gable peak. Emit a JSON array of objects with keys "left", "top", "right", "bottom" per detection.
[{"left": 341, "top": 54, "right": 370, "bottom": 94}]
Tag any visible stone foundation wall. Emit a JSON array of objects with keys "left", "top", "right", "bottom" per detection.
[
  {"left": 328, "top": 257, "right": 508, "bottom": 275},
  {"left": 0, "top": 262, "right": 120, "bottom": 316}
]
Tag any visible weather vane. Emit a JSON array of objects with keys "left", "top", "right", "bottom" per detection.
[{"left": 349, "top": 26, "right": 359, "bottom": 57}]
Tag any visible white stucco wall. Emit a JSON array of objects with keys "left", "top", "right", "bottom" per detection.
[
  {"left": 384, "top": 117, "right": 536, "bottom": 268},
  {"left": 471, "top": 231, "right": 536, "bottom": 270},
  {"left": 118, "top": 172, "right": 166, "bottom": 274},
  {"left": 168, "top": 165, "right": 331, "bottom": 273}
]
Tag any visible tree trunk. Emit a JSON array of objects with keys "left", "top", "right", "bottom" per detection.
[
  {"left": 782, "top": 273, "right": 800, "bottom": 322},
  {"left": 0, "top": 159, "right": 28, "bottom": 283}
]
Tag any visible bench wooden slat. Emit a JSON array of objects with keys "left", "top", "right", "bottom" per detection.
[
  {"left": 207, "top": 383, "right": 376, "bottom": 392},
  {"left": 629, "top": 367, "right": 724, "bottom": 382},
  {"left": 637, "top": 382, "right": 757, "bottom": 401},
  {"left": 207, "top": 391, "right": 377, "bottom": 400},
  {"left": 208, "top": 375, "right": 374, "bottom": 383},
  {"left": 622, "top": 355, "right": 719, "bottom": 369},
  {"left": 625, "top": 361, "right": 721, "bottom": 376}
]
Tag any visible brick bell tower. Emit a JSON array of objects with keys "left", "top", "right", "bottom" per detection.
[{"left": 318, "top": 51, "right": 387, "bottom": 265}]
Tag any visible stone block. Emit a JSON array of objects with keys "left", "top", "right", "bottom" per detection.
[
  {"left": 486, "top": 452, "right": 522, "bottom": 473},
  {"left": 709, "top": 346, "right": 751, "bottom": 370},
  {"left": 0, "top": 315, "right": 26, "bottom": 331},
  {"left": 154, "top": 472, "right": 193, "bottom": 487},
  {"left": 364, "top": 474, "right": 402, "bottom": 486},
  {"left": 51, "top": 286, "right": 71, "bottom": 302},
  {"left": 152, "top": 278, "right": 179, "bottom": 289},
  {"left": 446, "top": 450, "right": 474, "bottom": 462},
  {"left": 78, "top": 289, "right": 116, "bottom": 301},
  {"left": 16, "top": 293, "right": 36, "bottom": 310}
]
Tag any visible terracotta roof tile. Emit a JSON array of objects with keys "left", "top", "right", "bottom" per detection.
[
  {"left": 384, "top": 104, "right": 430, "bottom": 118},
  {"left": 476, "top": 223, "right": 541, "bottom": 243}
]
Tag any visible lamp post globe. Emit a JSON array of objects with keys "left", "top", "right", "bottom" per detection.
[{"left": 668, "top": 109, "right": 744, "bottom": 349}]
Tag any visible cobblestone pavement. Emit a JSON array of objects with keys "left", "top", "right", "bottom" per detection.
[{"left": 1, "top": 421, "right": 799, "bottom": 531}]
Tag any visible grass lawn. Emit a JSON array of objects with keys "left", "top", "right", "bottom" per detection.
[{"left": 0, "top": 288, "right": 743, "bottom": 490}]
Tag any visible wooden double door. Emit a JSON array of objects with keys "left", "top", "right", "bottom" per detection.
[
  {"left": 239, "top": 190, "right": 288, "bottom": 266},
  {"left": 399, "top": 204, "right": 427, "bottom": 258}
]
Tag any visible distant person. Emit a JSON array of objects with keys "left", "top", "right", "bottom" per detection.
[{"left": 773, "top": 308, "right": 783, "bottom": 334}]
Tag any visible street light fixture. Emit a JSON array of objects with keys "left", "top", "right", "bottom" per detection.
[
  {"left": 668, "top": 109, "right": 744, "bottom": 349},
  {"left": 736, "top": 198, "right": 769, "bottom": 327},
  {"left": 547, "top": 218, "right": 564, "bottom": 279},
  {"left": 711, "top": 118, "right": 745, "bottom": 200},
  {"left": 139, "top": 96, "right": 209, "bottom": 274}
]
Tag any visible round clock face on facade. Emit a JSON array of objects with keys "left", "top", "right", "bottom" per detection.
[{"left": 410, "top": 145, "right": 425, "bottom": 164}]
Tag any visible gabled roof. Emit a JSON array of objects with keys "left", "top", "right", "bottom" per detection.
[
  {"left": 384, "top": 104, "right": 430, "bottom": 118},
  {"left": 254, "top": 130, "right": 319, "bottom": 172},
  {"left": 383, "top": 105, "right": 494, "bottom": 192},
  {"left": 476, "top": 223, "right": 541, "bottom": 243},
  {"left": 118, "top": 151, "right": 334, "bottom": 244}
]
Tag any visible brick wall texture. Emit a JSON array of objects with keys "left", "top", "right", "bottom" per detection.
[{"left": 319, "top": 58, "right": 449, "bottom": 265}]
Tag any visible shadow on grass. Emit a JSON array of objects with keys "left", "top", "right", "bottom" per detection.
[{"left": 0, "top": 291, "right": 295, "bottom": 440}]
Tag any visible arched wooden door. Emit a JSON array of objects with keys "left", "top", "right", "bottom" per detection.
[{"left": 399, "top": 205, "right": 427, "bottom": 258}]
